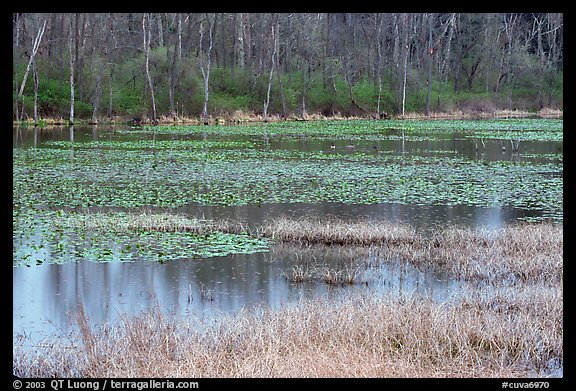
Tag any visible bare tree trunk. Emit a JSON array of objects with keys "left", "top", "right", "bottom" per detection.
[
  {"left": 168, "top": 40, "right": 178, "bottom": 116},
  {"left": 76, "top": 13, "right": 89, "bottom": 102},
  {"left": 14, "top": 13, "right": 21, "bottom": 120},
  {"left": 32, "top": 57, "right": 39, "bottom": 125},
  {"left": 157, "top": 14, "right": 164, "bottom": 47},
  {"left": 274, "top": 18, "right": 286, "bottom": 118},
  {"left": 68, "top": 18, "right": 75, "bottom": 125},
  {"left": 108, "top": 63, "right": 114, "bottom": 117},
  {"left": 143, "top": 13, "right": 157, "bottom": 123},
  {"left": 236, "top": 13, "right": 245, "bottom": 69},
  {"left": 426, "top": 13, "right": 433, "bottom": 116},
  {"left": 376, "top": 14, "right": 383, "bottom": 115},
  {"left": 243, "top": 13, "right": 252, "bottom": 68},
  {"left": 177, "top": 13, "right": 182, "bottom": 60},
  {"left": 199, "top": 14, "right": 214, "bottom": 125},
  {"left": 301, "top": 64, "right": 311, "bottom": 119},
  {"left": 401, "top": 15, "right": 409, "bottom": 116},
  {"left": 263, "top": 20, "right": 277, "bottom": 122},
  {"left": 91, "top": 62, "right": 103, "bottom": 124},
  {"left": 18, "top": 18, "right": 47, "bottom": 98}
]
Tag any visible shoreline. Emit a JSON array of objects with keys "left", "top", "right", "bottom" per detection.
[{"left": 12, "top": 108, "right": 563, "bottom": 127}]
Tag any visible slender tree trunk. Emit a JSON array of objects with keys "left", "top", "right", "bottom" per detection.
[
  {"left": 426, "top": 13, "right": 433, "bottom": 116},
  {"left": 76, "top": 13, "right": 89, "bottom": 102},
  {"left": 91, "top": 63, "right": 103, "bottom": 124},
  {"left": 177, "top": 13, "right": 182, "bottom": 60},
  {"left": 32, "top": 57, "right": 39, "bottom": 125},
  {"left": 157, "top": 14, "right": 164, "bottom": 47},
  {"left": 143, "top": 13, "right": 157, "bottom": 123},
  {"left": 14, "top": 64, "right": 19, "bottom": 121},
  {"left": 244, "top": 13, "right": 252, "bottom": 69},
  {"left": 168, "top": 40, "right": 178, "bottom": 116},
  {"left": 18, "top": 19, "right": 47, "bottom": 98},
  {"left": 199, "top": 14, "right": 214, "bottom": 125},
  {"left": 376, "top": 14, "right": 383, "bottom": 115},
  {"left": 263, "top": 21, "right": 277, "bottom": 122},
  {"left": 236, "top": 13, "right": 245, "bottom": 69},
  {"left": 68, "top": 18, "right": 75, "bottom": 125},
  {"left": 401, "top": 15, "right": 409, "bottom": 116},
  {"left": 274, "top": 18, "right": 286, "bottom": 118},
  {"left": 14, "top": 13, "right": 20, "bottom": 120},
  {"left": 108, "top": 64, "right": 114, "bottom": 117}
]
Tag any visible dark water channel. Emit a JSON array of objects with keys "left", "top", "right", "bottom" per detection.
[{"left": 13, "top": 124, "right": 562, "bottom": 343}]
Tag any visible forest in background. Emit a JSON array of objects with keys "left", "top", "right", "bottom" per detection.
[{"left": 13, "top": 13, "right": 563, "bottom": 124}]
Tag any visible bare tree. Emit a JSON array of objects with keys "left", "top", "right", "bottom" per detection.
[
  {"left": 401, "top": 13, "right": 410, "bottom": 116},
  {"left": 375, "top": 14, "right": 384, "bottom": 115},
  {"left": 18, "top": 17, "right": 46, "bottom": 98},
  {"left": 274, "top": 16, "right": 287, "bottom": 118},
  {"left": 168, "top": 14, "right": 179, "bottom": 117},
  {"left": 426, "top": 13, "right": 434, "bottom": 116},
  {"left": 32, "top": 56, "right": 39, "bottom": 124},
  {"left": 68, "top": 16, "right": 75, "bottom": 124},
  {"left": 91, "top": 58, "right": 104, "bottom": 124},
  {"left": 143, "top": 13, "right": 157, "bottom": 123},
  {"left": 263, "top": 16, "right": 278, "bottom": 122},
  {"left": 108, "top": 63, "right": 114, "bottom": 117},
  {"left": 199, "top": 13, "right": 214, "bottom": 125}
]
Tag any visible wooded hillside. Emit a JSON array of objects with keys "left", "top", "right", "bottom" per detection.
[{"left": 13, "top": 13, "right": 563, "bottom": 123}]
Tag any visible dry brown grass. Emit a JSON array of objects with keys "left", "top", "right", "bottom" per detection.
[
  {"left": 396, "top": 108, "right": 563, "bottom": 120},
  {"left": 13, "top": 283, "right": 562, "bottom": 378},
  {"left": 390, "top": 222, "right": 563, "bottom": 284},
  {"left": 260, "top": 216, "right": 417, "bottom": 246},
  {"left": 282, "top": 264, "right": 365, "bottom": 285},
  {"left": 262, "top": 217, "right": 562, "bottom": 284}
]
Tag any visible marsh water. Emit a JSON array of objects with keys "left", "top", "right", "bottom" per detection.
[{"left": 13, "top": 121, "right": 563, "bottom": 343}]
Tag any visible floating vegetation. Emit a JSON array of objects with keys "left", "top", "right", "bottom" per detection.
[
  {"left": 130, "top": 118, "right": 563, "bottom": 137},
  {"left": 13, "top": 210, "right": 269, "bottom": 266},
  {"left": 13, "top": 145, "right": 563, "bottom": 220},
  {"left": 461, "top": 130, "right": 562, "bottom": 142}
]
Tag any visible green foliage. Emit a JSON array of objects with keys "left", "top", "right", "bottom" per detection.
[
  {"left": 115, "top": 89, "right": 145, "bottom": 116},
  {"left": 12, "top": 63, "right": 563, "bottom": 120}
]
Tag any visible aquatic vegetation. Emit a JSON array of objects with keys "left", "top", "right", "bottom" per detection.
[
  {"left": 132, "top": 118, "right": 563, "bottom": 136},
  {"left": 282, "top": 264, "right": 365, "bottom": 286},
  {"left": 13, "top": 210, "right": 269, "bottom": 266},
  {"left": 13, "top": 144, "right": 563, "bottom": 221}
]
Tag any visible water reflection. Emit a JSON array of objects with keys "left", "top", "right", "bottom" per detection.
[
  {"left": 13, "top": 248, "right": 461, "bottom": 342},
  {"left": 176, "top": 201, "right": 542, "bottom": 231}
]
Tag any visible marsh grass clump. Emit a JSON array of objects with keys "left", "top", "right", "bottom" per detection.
[
  {"left": 318, "top": 265, "right": 364, "bottom": 286},
  {"left": 282, "top": 264, "right": 365, "bottom": 285},
  {"left": 413, "top": 222, "right": 563, "bottom": 283},
  {"left": 282, "top": 264, "right": 318, "bottom": 283},
  {"left": 260, "top": 216, "right": 417, "bottom": 246},
  {"left": 264, "top": 218, "right": 561, "bottom": 285}
]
